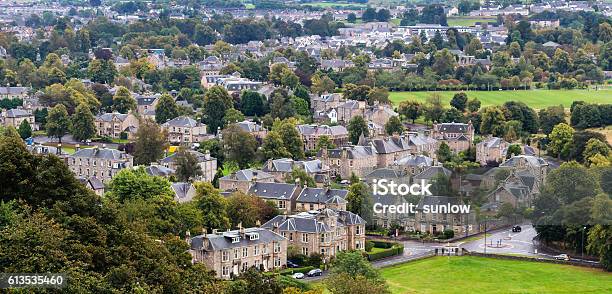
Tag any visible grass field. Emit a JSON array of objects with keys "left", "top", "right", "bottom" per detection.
[
  {"left": 447, "top": 16, "right": 497, "bottom": 27},
  {"left": 300, "top": 1, "right": 366, "bottom": 8},
  {"left": 389, "top": 89, "right": 612, "bottom": 109},
  {"left": 380, "top": 256, "right": 612, "bottom": 294}
]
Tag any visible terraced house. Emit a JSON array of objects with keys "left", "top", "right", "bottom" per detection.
[
  {"left": 66, "top": 146, "right": 133, "bottom": 182},
  {"left": 296, "top": 124, "right": 349, "bottom": 151},
  {"left": 262, "top": 209, "right": 366, "bottom": 260},
  {"left": 188, "top": 227, "right": 287, "bottom": 279}
]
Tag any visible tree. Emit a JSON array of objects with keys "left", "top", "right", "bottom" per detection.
[
  {"left": 548, "top": 123, "right": 575, "bottom": 159},
  {"left": 203, "top": 86, "right": 233, "bottom": 133},
  {"left": 134, "top": 119, "right": 168, "bottom": 165},
  {"left": 346, "top": 182, "right": 373, "bottom": 223},
  {"left": 261, "top": 131, "right": 292, "bottom": 160},
  {"left": 539, "top": 106, "right": 565, "bottom": 135},
  {"left": 424, "top": 94, "right": 445, "bottom": 124},
  {"left": 175, "top": 149, "right": 203, "bottom": 182},
  {"left": 348, "top": 116, "right": 369, "bottom": 144},
  {"left": 311, "top": 74, "right": 336, "bottom": 95},
  {"left": 275, "top": 119, "right": 304, "bottom": 159},
  {"left": 327, "top": 251, "right": 389, "bottom": 294},
  {"left": 87, "top": 59, "right": 117, "bottom": 84},
  {"left": 285, "top": 168, "right": 316, "bottom": 188},
  {"left": 347, "top": 13, "right": 357, "bottom": 23},
  {"left": 155, "top": 94, "right": 179, "bottom": 124},
  {"left": 437, "top": 142, "right": 453, "bottom": 163},
  {"left": 398, "top": 100, "right": 423, "bottom": 123},
  {"left": 467, "top": 98, "right": 481, "bottom": 112},
  {"left": 385, "top": 116, "right": 404, "bottom": 135},
  {"left": 450, "top": 92, "right": 468, "bottom": 111},
  {"left": 108, "top": 167, "right": 174, "bottom": 203},
  {"left": 112, "top": 86, "right": 136, "bottom": 114},
  {"left": 441, "top": 108, "right": 464, "bottom": 123},
  {"left": 432, "top": 49, "right": 457, "bottom": 76},
  {"left": 583, "top": 138, "right": 611, "bottom": 166},
  {"left": 315, "top": 135, "right": 336, "bottom": 152},
  {"left": 46, "top": 104, "right": 71, "bottom": 143},
  {"left": 240, "top": 91, "right": 266, "bottom": 116},
  {"left": 195, "top": 182, "right": 230, "bottom": 230},
  {"left": 71, "top": 103, "right": 96, "bottom": 141},
  {"left": 480, "top": 106, "right": 506, "bottom": 137},
  {"left": 587, "top": 224, "right": 612, "bottom": 271},
  {"left": 507, "top": 144, "right": 522, "bottom": 158},
  {"left": 223, "top": 108, "right": 245, "bottom": 125},
  {"left": 226, "top": 191, "right": 279, "bottom": 227},
  {"left": 17, "top": 120, "right": 31, "bottom": 139},
  {"left": 222, "top": 124, "right": 257, "bottom": 168}
]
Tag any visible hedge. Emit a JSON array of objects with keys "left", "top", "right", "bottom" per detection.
[
  {"left": 365, "top": 241, "right": 404, "bottom": 261},
  {"left": 279, "top": 266, "right": 315, "bottom": 276}
]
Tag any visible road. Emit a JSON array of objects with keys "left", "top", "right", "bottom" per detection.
[{"left": 460, "top": 224, "right": 539, "bottom": 256}]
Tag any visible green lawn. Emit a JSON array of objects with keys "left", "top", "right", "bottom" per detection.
[
  {"left": 447, "top": 16, "right": 496, "bottom": 27},
  {"left": 389, "top": 89, "right": 612, "bottom": 109},
  {"left": 381, "top": 256, "right": 612, "bottom": 294},
  {"left": 300, "top": 1, "right": 366, "bottom": 8}
]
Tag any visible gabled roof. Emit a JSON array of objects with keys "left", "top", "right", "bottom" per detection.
[
  {"left": 221, "top": 168, "right": 274, "bottom": 182},
  {"left": 4, "top": 108, "right": 31, "bottom": 117},
  {"left": 248, "top": 182, "right": 297, "bottom": 200},
  {"left": 162, "top": 116, "right": 201, "bottom": 128},
  {"left": 296, "top": 187, "right": 348, "bottom": 204},
  {"left": 161, "top": 150, "right": 214, "bottom": 164},
  {"left": 190, "top": 228, "right": 284, "bottom": 251},
  {"left": 413, "top": 166, "right": 452, "bottom": 180},
  {"left": 172, "top": 182, "right": 195, "bottom": 203},
  {"left": 71, "top": 147, "right": 130, "bottom": 160},
  {"left": 394, "top": 154, "right": 433, "bottom": 167}
]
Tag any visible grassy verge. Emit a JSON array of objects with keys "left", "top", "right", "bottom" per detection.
[
  {"left": 380, "top": 256, "right": 612, "bottom": 293},
  {"left": 389, "top": 89, "right": 612, "bottom": 109}
]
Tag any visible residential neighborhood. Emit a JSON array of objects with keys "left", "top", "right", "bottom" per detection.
[{"left": 0, "top": 0, "right": 610, "bottom": 293}]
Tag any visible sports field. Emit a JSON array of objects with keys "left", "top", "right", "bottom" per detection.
[
  {"left": 389, "top": 89, "right": 612, "bottom": 109},
  {"left": 447, "top": 16, "right": 497, "bottom": 27},
  {"left": 380, "top": 256, "right": 612, "bottom": 294}
]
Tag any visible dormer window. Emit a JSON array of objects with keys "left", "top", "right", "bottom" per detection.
[
  {"left": 249, "top": 233, "right": 259, "bottom": 240},
  {"left": 232, "top": 237, "right": 240, "bottom": 243}
]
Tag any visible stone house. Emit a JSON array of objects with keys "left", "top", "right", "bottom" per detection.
[
  {"left": 2, "top": 108, "right": 35, "bottom": 130},
  {"left": 188, "top": 227, "right": 287, "bottom": 279},
  {"left": 296, "top": 124, "right": 349, "bottom": 151},
  {"left": 162, "top": 116, "right": 208, "bottom": 144},
  {"left": 432, "top": 122, "right": 474, "bottom": 154},
  {"left": 317, "top": 145, "right": 377, "bottom": 179},
  {"left": 94, "top": 112, "right": 139, "bottom": 139},
  {"left": 66, "top": 146, "right": 133, "bottom": 182},
  {"left": 263, "top": 158, "right": 331, "bottom": 185},
  {"left": 294, "top": 187, "right": 348, "bottom": 212},
  {"left": 262, "top": 209, "right": 366, "bottom": 260},
  {"left": 247, "top": 182, "right": 300, "bottom": 215},
  {"left": 476, "top": 136, "right": 509, "bottom": 166},
  {"left": 219, "top": 169, "right": 275, "bottom": 193}
]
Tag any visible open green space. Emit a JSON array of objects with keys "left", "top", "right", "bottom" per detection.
[
  {"left": 447, "top": 16, "right": 496, "bottom": 27},
  {"left": 389, "top": 89, "right": 612, "bottom": 109},
  {"left": 300, "top": 1, "right": 366, "bottom": 8},
  {"left": 380, "top": 256, "right": 612, "bottom": 294}
]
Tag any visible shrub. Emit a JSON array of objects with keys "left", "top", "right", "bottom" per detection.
[{"left": 365, "top": 240, "right": 374, "bottom": 252}]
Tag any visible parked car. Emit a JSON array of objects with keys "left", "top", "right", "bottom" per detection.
[
  {"left": 307, "top": 269, "right": 322, "bottom": 277},
  {"left": 292, "top": 273, "right": 304, "bottom": 279},
  {"left": 287, "top": 261, "right": 299, "bottom": 268},
  {"left": 512, "top": 225, "right": 522, "bottom": 232},
  {"left": 553, "top": 254, "right": 570, "bottom": 261}
]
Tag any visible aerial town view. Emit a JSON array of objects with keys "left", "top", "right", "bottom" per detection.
[{"left": 0, "top": 0, "right": 611, "bottom": 293}]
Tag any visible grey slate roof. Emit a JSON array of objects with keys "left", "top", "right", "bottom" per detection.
[
  {"left": 145, "top": 165, "right": 175, "bottom": 177},
  {"left": 161, "top": 150, "right": 214, "bottom": 164},
  {"left": 297, "top": 124, "right": 348, "bottom": 137},
  {"left": 162, "top": 116, "right": 200, "bottom": 128},
  {"left": 96, "top": 112, "right": 131, "bottom": 122},
  {"left": 248, "top": 182, "right": 297, "bottom": 200},
  {"left": 394, "top": 154, "right": 433, "bottom": 167},
  {"left": 261, "top": 209, "right": 364, "bottom": 234},
  {"left": 5, "top": 109, "right": 31, "bottom": 117},
  {"left": 296, "top": 187, "right": 348, "bottom": 204},
  {"left": 221, "top": 169, "right": 274, "bottom": 181},
  {"left": 0, "top": 86, "right": 29, "bottom": 95},
  {"left": 413, "top": 166, "right": 452, "bottom": 180},
  {"left": 437, "top": 122, "right": 469, "bottom": 133},
  {"left": 172, "top": 182, "right": 195, "bottom": 203},
  {"left": 71, "top": 147, "right": 129, "bottom": 160},
  {"left": 190, "top": 228, "right": 285, "bottom": 251}
]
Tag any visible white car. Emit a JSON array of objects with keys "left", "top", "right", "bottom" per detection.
[
  {"left": 292, "top": 273, "right": 305, "bottom": 279},
  {"left": 553, "top": 254, "right": 569, "bottom": 261}
]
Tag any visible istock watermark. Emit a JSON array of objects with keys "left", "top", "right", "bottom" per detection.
[{"left": 371, "top": 179, "right": 471, "bottom": 215}]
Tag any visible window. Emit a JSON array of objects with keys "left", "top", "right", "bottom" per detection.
[
  {"left": 242, "top": 262, "right": 248, "bottom": 272},
  {"left": 302, "top": 247, "right": 309, "bottom": 255},
  {"left": 262, "top": 245, "right": 268, "bottom": 254},
  {"left": 320, "top": 233, "right": 325, "bottom": 243},
  {"left": 222, "top": 266, "right": 230, "bottom": 277},
  {"left": 278, "top": 200, "right": 286, "bottom": 209},
  {"left": 274, "top": 258, "right": 281, "bottom": 268},
  {"left": 242, "top": 247, "right": 248, "bottom": 258},
  {"left": 289, "top": 233, "right": 293, "bottom": 241},
  {"left": 301, "top": 233, "right": 309, "bottom": 243},
  {"left": 254, "top": 246, "right": 260, "bottom": 256},
  {"left": 232, "top": 237, "right": 240, "bottom": 243},
  {"left": 356, "top": 226, "right": 362, "bottom": 235},
  {"left": 249, "top": 233, "right": 259, "bottom": 240},
  {"left": 274, "top": 242, "right": 281, "bottom": 253},
  {"left": 321, "top": 248, "right": 326, "bottom": 255},
  {"left": 222, "top": 251, "right": 229, "bottom": 262},
  {"left": 356, "top": 241, "right": 361, "bottom": 249},
  {"left": 234, "top": 249, "right": 239, "bottom": 259}
]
